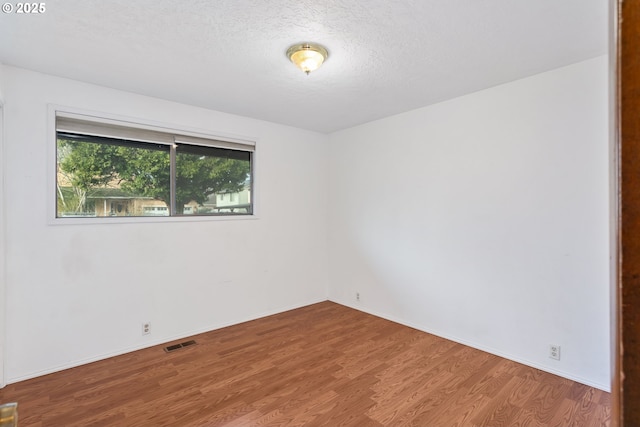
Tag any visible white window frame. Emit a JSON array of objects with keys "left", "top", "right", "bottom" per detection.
[{"left": 48, "top": 105, "right": 258, "bottom": 225}]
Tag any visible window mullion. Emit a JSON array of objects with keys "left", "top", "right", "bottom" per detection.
[{"left": 170, "top": 143, "right": 177, "bottom": 216}]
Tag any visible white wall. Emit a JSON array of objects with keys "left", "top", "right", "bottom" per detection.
[
  {"left": 1, "top": 66, "right": 329, "bottom": 383},
  {"left": 1, "top": 56, "right": 611, "bottom": 389},
  {"left": 327, "top": 56, "right": 610, "bottom": 390}
]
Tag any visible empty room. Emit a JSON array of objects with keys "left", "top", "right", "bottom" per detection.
[{"left": 0, "top": 0, "right": 618, "bottom": 426}]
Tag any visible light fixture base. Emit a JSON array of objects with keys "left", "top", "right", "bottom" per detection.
[{"left": 286, "top": 43, "right": 328, "bottom": 75}]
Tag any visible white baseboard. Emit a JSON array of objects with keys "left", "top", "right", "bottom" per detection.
[
  {"left": 8, "top": 297, "right": 610, "bottom": 393},
  {"left": 6, "top": 298, "right": 328, "bottom": 385},
  {"left": 330, "top": 298, "right": 611, "bottom": 392}
]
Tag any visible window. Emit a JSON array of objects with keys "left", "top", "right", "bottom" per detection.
[{"left": 55, "top": 112, "right": 254, "bottom": 218}]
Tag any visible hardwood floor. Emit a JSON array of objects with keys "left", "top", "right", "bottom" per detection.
[{"left": 0, "top": 302, "right": 610, "bottom": 426}]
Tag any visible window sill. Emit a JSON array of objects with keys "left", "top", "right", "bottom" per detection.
[{"left": 49, "top": 214, "right": 259, "bottom": 226}]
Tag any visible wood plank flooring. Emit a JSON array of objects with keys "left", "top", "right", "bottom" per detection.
[{"left": 0, "top": 302, "right": 610, "bottom": 426}]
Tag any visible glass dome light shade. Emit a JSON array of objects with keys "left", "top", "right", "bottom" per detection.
[{"left": 287, "top": 44, "right": 328, "bottom": 75}]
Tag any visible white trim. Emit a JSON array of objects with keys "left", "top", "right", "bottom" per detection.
[
  {"left": 5, "top": 298, "right": 326, "bottom": 384},
  {"left": 51, "top": 214, "right": 259, "bottom": 226},
  {"left": 608, "top": 0, "right": 619, "bottom": 401},
  {"left": 5, "top": 297, "right": 611, "bottom": 391},
  {"left": 0, "top": 105, "right": 5, "bottom": 388},
  {"left": 48, "top": 104, "right": 259, "bottom": 225},
  {"left": 330, "top": 299, "right": 611, "bottom": 392}
]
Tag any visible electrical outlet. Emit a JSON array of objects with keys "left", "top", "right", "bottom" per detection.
[
  {"left": 142, "top": 322, "right": 151, "bottom": 335},
  {"left": 356, "top": 292, "right": 360, "bottom": 302},
  {"left": 549, "top": 344, "right": 560, "bottom": 360}
]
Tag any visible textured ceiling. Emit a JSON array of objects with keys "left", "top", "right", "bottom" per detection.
[{"left": 0, "top": 0, "right": 607, "bottom": 133}]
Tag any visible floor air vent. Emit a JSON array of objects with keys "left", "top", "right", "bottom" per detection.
[{"left": 164, "top": 340, "right": 197, "bottom": 353}]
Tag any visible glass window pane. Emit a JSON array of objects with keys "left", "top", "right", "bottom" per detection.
[
  {"left": 56, "top": 133, "right": 170, "bottom": 217},
  {"left": 175, "top": 145, "right": 251, "bottom": 215}
]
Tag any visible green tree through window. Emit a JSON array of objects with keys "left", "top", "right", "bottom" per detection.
[{"left": 56, "top": 134, "right": 251, "bottom": 217}]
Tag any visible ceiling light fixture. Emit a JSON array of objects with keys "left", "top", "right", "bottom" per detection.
[{"left": 286, "top": 43, "right": 328, "bottom": 75}]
